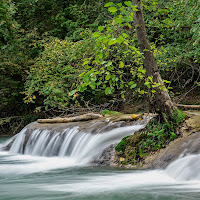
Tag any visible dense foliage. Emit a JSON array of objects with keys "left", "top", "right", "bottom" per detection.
[
  {"left": 0, "top": 0, "right": 199, "bottom": 135},
  {"left": 143, "top": 0, "right": 200, "bottom": 93}
]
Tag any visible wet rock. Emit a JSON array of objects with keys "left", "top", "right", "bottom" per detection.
[
  {"left": 92, "top": 144, "right": 116, "bottom": 165},
  {"left": 143, "top": 132, "right": 200, "bottom": 169}
]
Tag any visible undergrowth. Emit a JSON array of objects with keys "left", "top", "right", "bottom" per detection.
[{"left": 115, "top": 110, "right": 187, "bottom": 165}]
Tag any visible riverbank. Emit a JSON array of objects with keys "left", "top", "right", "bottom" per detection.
[{"left": 112, "top": 111, "right": 200, "bottom": 169}]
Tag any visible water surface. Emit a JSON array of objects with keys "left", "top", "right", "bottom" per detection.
[{"left": 1, "top": 133, "right": 200, "bottom": 200}]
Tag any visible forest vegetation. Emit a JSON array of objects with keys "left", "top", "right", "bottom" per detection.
[{"left": 0, "top": 0, "right": 200, "bottom": 135}]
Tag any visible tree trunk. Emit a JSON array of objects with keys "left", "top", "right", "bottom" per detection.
[{"left": 132, "top": 0, "right": 177, "bottom": 119}]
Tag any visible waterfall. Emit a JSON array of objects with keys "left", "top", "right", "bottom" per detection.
[
  {"left": 165, "top": 154, "right": 200, "bottom": 181},
  {"left": 1, "top": 119, "right": 200, "bottom": 187},
  {"left": 0, "top": 121, "right": 144, "bottom": 164}
]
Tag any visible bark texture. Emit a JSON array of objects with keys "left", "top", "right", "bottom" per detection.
[
  {"left": 37, "top": 113, "right": 102, "bottom": 123},
  {"left": 132, "top": 0, "right": 177, "bottom": 119}
]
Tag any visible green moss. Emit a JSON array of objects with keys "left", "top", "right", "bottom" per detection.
[
  {"left": 115, "top": 136, "right": 130, "bottom": 152},
  {"left": 102, "top": 110, "right": 123, "bottom": 115}
]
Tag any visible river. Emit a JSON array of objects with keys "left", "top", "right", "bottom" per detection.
[{"left": 1, "top": 137, "right": 200, "bottom": 200}]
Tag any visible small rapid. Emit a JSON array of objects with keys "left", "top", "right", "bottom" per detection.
[
  {"left": 1, "top": 120, "right": 200, "bottom": 200},
  {"left": 1, "top": 123, "right": 144, "bottom": 164}
]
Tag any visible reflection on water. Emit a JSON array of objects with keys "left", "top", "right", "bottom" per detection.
[{"left": 0, "top": 136, "right": 11, "bottom": 143}]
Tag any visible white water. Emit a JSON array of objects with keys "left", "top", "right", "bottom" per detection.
[
  {"left": 0, "top": 150, "right": 200, "bottom": 200},
  {"left": 1, "top": 123, "right": 200, "bottom": 199},
  {"left": 166, "top": 154, "right": 200, "bottom": 181},
  {"left": 1, "top": 124, "right": 144, "bottom": 164}
]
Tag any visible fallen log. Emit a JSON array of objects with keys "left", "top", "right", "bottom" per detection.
[
  {"left": 176, "top": 104, "right": 200, "bottom": 110},
  {"left": 37, "top": 113, "right": 102, "bottom": 123}
]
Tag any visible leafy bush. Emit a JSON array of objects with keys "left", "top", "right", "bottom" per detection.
[
  {"left": 24, "top": 32, "right": 96, "bottom": 109},
  {"left": 73, "top": 2, "right": 151, "bottom": 101}
]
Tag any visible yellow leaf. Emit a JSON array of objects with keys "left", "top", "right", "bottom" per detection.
[
  {"left": 120, "top": 157, "right": 125, "bottom": 162},
  {"left": 131, "top": 114, "right": 137, "bottom": 119},
  {"left": 119, "top": 61, "right": 124, "bottom": 68}
]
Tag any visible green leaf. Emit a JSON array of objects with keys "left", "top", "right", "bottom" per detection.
[
  {"left": 144, "top": 81, "right": 151, "bottom": 88},
  {"left": 105, "top": 87, "right": 112, "bottom": 95},
  {"left": 163, "top": 79, "right": 171, "bottom": 83},
  {"left": 140, "top": 90, "right": 145, "bottom": 94},
  {"left": 91, "top": 75, "right": 97, "bottom": 82},
  {"left": 107, "top": 65, "right": 113, "bottom": 70},
  {"left": 103, "top": 37, "right": 109, "bottom": 43},
  {"left": 108, "top": 7, "right": 118, "bottom": 13},
  {"left": 98, "top": 26, "right": 104, "bottom": 32},
  {"left": 104, "top": 2, "right": 113, "bottom": 7},
  {"left": 120, "top": 6, "right": 125, "bottom": 12},
  {"left": 106, "top": 62, "right": 112, "bottom": 67},
  {"left": 122, "top": 33, "right": 129, "bottom": 38},
  {"left": 77, "top": 85, "right": 82, "bottom": 91},
  {"left": 132, "top": 7, "right": 139, "bottom": 11},
  {"left": 84, "top": 65, "right": 91, "bottom": 69},
  {"left": 93, "top": 32, "right": 100, "bottom": 37},
  {"left": 108, "top": 39, "right": 117, "bottom": 45},
  {"left": 124, "top": 1, "right": 132, "bottom": 6},
  {"left": 125, "top": 23, "right": 132, "bottom": 28},
  {"left": 130, "top": 83, "right": 137, "bottom": 89},
  {"left": 148, "top": 76, "right": 153, "bottom": 82},
  {"left": 69, "top": 90, "right": 76, "bottom": 96},
  {"left": 79, "top": 87, "right": 85, "bottom": 92},
  {"left": 115, "top": 17, "right": 123, "bottom": 24},
  {"left": 117, "top": 36, "right": 124, "bottom": 44},
  {"left": 117, "top": 3, "right": 122, "bottom": 7},
  {"left": 83, "top": 60, "right": 89, "bottom": 65},
  {"left": 105, "top": 74, "right": 111, "bottom": 80},
  {"left": 89, "top": 82, "right": 96, "bottom": 89},
  {"left": 80, "top": 72, "right": 85, "bottom": 77},
  {"left": 119, "top": 61, "right": 124, "bottom": 68},
  {"left": 83, "top": 74, "right": 90, "bottom": 82},
  {"left": 124, "top": 16, "right": 131, "bottom": 22},
  {"left": 128, "top": 81, "right": 134, "bottom": 85}
]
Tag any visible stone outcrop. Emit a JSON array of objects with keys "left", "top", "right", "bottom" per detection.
[{"left": 143, "top": 131, "right": 200, "bottom": 169}]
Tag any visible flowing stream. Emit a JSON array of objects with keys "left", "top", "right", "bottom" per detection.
[{"left": 0, "top": 121, "right": 200, "bottom": 200}]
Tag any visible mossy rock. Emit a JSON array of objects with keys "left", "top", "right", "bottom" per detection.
[
  {"left": 102, "top": 110, "right": 123, "bottom": 115},
  {"left": 114, "top": 111, "right": 188, "bottom": 167}
]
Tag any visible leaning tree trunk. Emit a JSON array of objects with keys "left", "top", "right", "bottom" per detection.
[{"left": 132, "top": 0, "right": 178, "bottom": 120}]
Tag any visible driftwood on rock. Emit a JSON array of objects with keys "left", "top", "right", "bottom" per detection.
[
  {"left": 176, "top": 104, "right": 200, "bottom": 110},
  {"left": 37, "top": 113, "right": 102, "bottom": 123}
]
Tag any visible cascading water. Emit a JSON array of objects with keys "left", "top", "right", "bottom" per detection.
[
  {"left": 1, "top": 119, "right": 200, "bottom": 200},
  {"left": 1, "top": 122, "right": 144, "bottom": 164}
]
